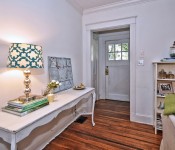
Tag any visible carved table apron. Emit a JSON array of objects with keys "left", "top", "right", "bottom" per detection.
[{"left": 0, "top": 87, "right": 96, "bottom": 150}]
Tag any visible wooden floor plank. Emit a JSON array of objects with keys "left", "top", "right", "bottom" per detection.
[
  {"left": 43, "top": 99, "right": 162, "bottom": 150},
  {"left": 68, "top": 124, "right": 159, "bottom": 150},
  {"left": 61, "top": 129, "right": 137, "bottom": 150},
  {"left": 71, "top": 119, "right": 161, "bottom": 145}
]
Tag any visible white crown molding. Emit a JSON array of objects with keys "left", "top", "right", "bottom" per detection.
[
  {"left": 66, "top": 0, "right": 83, "bottom": 14},
  {"left": 83, "top": 0, "right": 157, "bottom": 14}
]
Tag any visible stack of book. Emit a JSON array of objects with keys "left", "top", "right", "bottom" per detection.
[
  {"left": 157, "top": 114, "right": 162, "bottom": 130},
  {"left": 2, "top": 96, "right": 49, "bottom": 116},
  {"left": 161, "top": 58, "right": 175, "bottom": 62}
]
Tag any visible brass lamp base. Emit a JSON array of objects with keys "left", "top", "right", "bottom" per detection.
[
  {"left": 23, "top": 69, "right": 32, "bottom": 102},
  {"left": 19, "top": 95, "right": 42, "bottom": 103},
  {"left": 22, "top": 70, "right": 43, "bottom": 103},
  {"left": 19, "top": 95, "right": 35, "bottom": 102}
]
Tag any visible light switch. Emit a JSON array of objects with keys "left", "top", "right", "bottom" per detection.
[{"left": 138, "top": 59, "right": 144, "bottom": 66}]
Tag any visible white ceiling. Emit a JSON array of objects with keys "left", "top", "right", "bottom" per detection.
[
  {"left": 72, "top": 0, "right": 127, "bottom": 10},
  {"left": 68, "top": 0, "right": 156, "bottom": 13}
]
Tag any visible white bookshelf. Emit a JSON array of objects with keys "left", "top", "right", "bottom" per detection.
[{"left": 153, "top": 62, "right": 175, "bottom": 134}]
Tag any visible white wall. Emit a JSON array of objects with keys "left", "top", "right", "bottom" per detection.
[
  {"left": 0, "top": 0, "right": 82, "bottom": 149},
  {"left": 0, "top": 0, "right": 82, "bottom": 108},
  {"left": 83, "top": 0, "right": 175, "bottom": 124}
]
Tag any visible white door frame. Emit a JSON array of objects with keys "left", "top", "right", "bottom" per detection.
[{"left": 83, "top": 17, "right": 136, "bottom": 122}]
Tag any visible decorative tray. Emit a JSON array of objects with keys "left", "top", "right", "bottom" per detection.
[{"left": 73, "top": 86, "right": 86, "bottom": 90}]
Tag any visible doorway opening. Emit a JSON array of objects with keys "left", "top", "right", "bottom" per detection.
[
  {"left": 92, "top": 27, "right": 130, "bottom": 102},
  {"left": 92, "top": 27, "right": 130, "bottom": 103}
]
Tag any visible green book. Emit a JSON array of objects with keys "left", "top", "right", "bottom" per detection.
[
  {"left": 2, "top": 102, "right": 49, "bottom": 117},
  {"left": 8, "top": 98, "right": 49, "bottom": 111},
  {"left": 8, "top": 96, "right": 48, "bottom": 108},
  {"left": 5, "top": 99, "right": 49, "bottom": 113}
]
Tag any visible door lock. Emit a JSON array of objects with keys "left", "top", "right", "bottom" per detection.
[{"left": 105, "top": 66, "right": 109, "bottom": 75}]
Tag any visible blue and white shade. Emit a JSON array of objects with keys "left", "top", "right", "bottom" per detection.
[{"left": 7, "top": 43, "right": 44, "bottom": 68}]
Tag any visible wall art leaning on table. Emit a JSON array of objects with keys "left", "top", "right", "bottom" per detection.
[{"left": 48, "top": 56, "right": 74, "bottom": 93}]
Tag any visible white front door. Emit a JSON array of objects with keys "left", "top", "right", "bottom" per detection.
[{"left": 105, "top": 39, "right": 130, "bottom": 101}]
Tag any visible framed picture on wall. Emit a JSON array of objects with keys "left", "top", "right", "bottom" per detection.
[
  {"left": 48, "top": 56, "right": 74, "bottom": 93},
  {"left": 158, "top": 82, "right": 173, "bottom": 94},
  {"left": 172, "top": 82, "right": 175, "bottom": 93}
]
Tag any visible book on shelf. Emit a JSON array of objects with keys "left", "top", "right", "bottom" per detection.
[
  {"left": 157, "top": 93, "right": 165, "bottom": 97},
  {"left": 161, "top": 58, "right": 175, "bottom": 62},
  {"left": 157, "top": 126, "right": 162, "bottom": 130},
  {"left": 2, "top": 102, "right": 49, "bottom": 117},
  {"left": 8, "top": 96, "right": 48, "bottom": 108}
]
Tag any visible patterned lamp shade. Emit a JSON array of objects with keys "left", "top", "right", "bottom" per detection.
[
  {"left": 7, "top": 43, "right": 44, "bottom": 102},
  {"left": 7, "top": 43, "right": 44, "bottom": 68}
]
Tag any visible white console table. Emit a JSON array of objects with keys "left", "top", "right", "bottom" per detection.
[{"left": 0, "top": 87, "right": 96, "bottom": 150}]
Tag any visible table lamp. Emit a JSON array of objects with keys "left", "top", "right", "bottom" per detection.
[{"left": 7, "top": 43, "right": 44, "bottom": 102}]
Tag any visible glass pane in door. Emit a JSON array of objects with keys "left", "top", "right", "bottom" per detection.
[
  {"left": 108, "top": 44, "right": 114, "bottom": 52},
  {"left": 115, "top": 52, "right": 121, "bottom": 60},
  {"left": 122, "top": 52, "right": 128, "bottom": 60},
  {"left": 108, "top": 53, "right": 115, "bottom": 60}
]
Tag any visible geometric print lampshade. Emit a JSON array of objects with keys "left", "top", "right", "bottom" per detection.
[
  {"left": 7, "top": 43, "right": 44, "bottom": 102},
  {"left": 7, "top": 43, "right": 44, "bottom": 68}
]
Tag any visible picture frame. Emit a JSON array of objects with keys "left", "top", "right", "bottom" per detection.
[
  {"left": 48, "top": 56, "right": 74, "bottom": 93},
  {"left": 158, "top": 82, "right": 173, "bottom": 94}
]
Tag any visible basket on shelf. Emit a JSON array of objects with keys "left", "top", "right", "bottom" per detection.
[
  {"left": 166, "top": 71, "right": 175, "bottom": 79},
  {"left": 158, "top": 69, "right": 167, "bottom": 79}
]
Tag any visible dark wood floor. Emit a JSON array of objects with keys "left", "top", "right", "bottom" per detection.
[{"left": 44, "top": 99, "right": 162, "bottom": 150}]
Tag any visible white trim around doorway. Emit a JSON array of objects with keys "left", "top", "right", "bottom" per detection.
[{"left": 83, "top": 16, "right": 137, "bottom": 122}]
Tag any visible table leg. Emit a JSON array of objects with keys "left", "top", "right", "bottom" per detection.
[
  {"left": 91, "top": 92, "right": 96, "bottom": 126},
  {"left": 11, "top": 133, "right": 17, "bottom": 150}
]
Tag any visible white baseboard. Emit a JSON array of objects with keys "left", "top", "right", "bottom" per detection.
[
  {"left": 130, "top": 112, "right": 153, "bottom": 125},
  {"left": 108, "top": 93, "right": 129, "bottom": 101}
]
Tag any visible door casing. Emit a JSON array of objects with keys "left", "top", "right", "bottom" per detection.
[{"left": 83, "top": 17, "right": 136, "bottom": 122}]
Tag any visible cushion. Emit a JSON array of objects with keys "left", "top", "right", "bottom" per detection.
[{"left": 164, "top": 94, "right": 175, "bottom": 115}]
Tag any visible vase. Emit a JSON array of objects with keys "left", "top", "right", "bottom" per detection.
[
  {"left": 47, "top": 93, "right": 54, "bottom": 103},
  {"left": 47, "top": 89, "right": 54, "bottom": 103}
]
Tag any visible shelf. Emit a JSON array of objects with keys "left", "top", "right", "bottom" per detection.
[
  {"left": 156, "top": 127, "right": 162, "bottom": 130},
  {"left": 153, "top": 62, "right": 175, "bottom": 64},
  {"left": 157, "top": 109, "right": 164, "bottom": 114},
  {"left": 157, "top": 95, "right": 165, "bottom": 98},
  {"left": 157, "top": 78, "right": 175, "bottom": 81}
]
